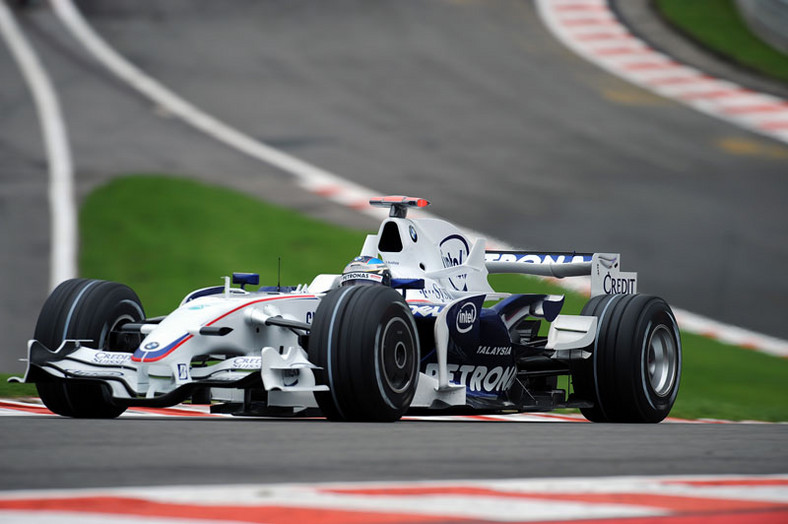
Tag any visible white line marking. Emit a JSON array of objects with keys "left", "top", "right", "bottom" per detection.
[
  {"left": 49, "top": 0, "right": 788, "bottom": 356},
  {"left": 49, "top": 0, "right": 387, "bottom": 221},
  {"left": 536, "top": 0, "right": 788, "bottom": 146},
  {"left": 0, "top": 1, "right": 77, "bottom": 289},
  {"left": 0, "top": 474, "right": 785, "bottom": 523}
]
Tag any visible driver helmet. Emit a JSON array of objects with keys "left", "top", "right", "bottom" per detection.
[{"left": 340, "top": 256, "right": 392, "bottom": 287}]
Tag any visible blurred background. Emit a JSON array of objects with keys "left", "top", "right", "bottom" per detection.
[{"left": 1, "top": 0, "right": 787, "bottom": 422}]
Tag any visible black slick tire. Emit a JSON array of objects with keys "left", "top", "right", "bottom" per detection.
[
  {"left": 309, "top": 285, "right": 420, "bottom": 422},
  {"left": 34, "top": 278, "right": 145, "bottom": 418},
  {"left": 572, "top": 294, "right": 681, "bottom": 423}
]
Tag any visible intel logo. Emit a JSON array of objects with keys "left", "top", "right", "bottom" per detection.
[{"left": 456, "top": 303, "right": 477, "bottom": 334}]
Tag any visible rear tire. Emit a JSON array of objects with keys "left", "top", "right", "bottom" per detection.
[
  {"left": 572, "top": 294, "right": 681, "bottom": 423},
  {"left": 34, "top": 278, "right": 145, "bottom": 418},
  {"left": 309, "top": 286, "right": 420, "bottom": 422}
]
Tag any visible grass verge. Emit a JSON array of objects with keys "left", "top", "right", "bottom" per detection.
[
  {"left": 0, "top": 376, "right": 35, "bottom": 398},
  {"left": 5, "top": 175, "right": 786, "bottom": 421},
  {"left": 78, "top": 175, "right": 365, "bottom": 316},
  {"left": 655, "top": 0, "right": 788, "bottom": 84}
]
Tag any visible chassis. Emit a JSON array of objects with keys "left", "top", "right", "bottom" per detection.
[{"left": 13, "top": 196, "right": 681, "bottom": 422}]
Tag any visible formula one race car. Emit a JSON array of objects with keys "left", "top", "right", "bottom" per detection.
[{"left": 12, "top": 196, "right": 681, "bottom": 422}]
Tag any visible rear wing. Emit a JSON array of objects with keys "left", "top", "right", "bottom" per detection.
[{"left": 485, "top": 251, "right": 637, "bottom": 297}]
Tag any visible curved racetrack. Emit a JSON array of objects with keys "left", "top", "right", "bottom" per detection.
[
  {"left": 70, "top": 0, "right": 788, "bottom": 340},
  {"left": 1, "top": 0, "right": 786, "bottom": 495}
]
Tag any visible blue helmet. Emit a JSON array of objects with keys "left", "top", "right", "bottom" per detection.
[{"left": 340, "top": 256, "right": 392, "bottom": 287}]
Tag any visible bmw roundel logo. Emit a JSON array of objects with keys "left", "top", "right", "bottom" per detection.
[
  {"left": 144, "top": 342, "right": 160, "bottom": 350},
  {"left": 409, "top": 226, "right": 418, "bottom": 242}
]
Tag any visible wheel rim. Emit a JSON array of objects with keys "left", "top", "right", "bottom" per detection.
[
  {"left": 104, "top": 313, "right": 139, "bottom": 351},
  {"left": 379, "top": 316, "right": 416, "bottom": 394},
  {"left": 646, "top": 324, "right": 678, "bottom": 397}
]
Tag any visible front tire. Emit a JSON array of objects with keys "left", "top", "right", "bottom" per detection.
[
  {"left": 34, "top": 278, "right": 145, "bottom": 418},
  {"left": 309, "top": 285, "right": 420, "bottom": 422},
  {"left": 572, "top": 294, "right": 681, "bottom": 423}
]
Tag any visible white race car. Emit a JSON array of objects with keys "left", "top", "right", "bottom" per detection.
[{"left": 12, "top": 196, "right": 681, "bottom": 422}]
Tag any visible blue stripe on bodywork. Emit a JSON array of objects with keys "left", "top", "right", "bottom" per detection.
[{"left": 132, "top": 334, "right": 190, "bottom": 362}]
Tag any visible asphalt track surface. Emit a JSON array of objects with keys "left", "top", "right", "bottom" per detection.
[
  {"left": 1, "top": 0, "right": 787, "bottom": 494},
  {"left": 1, "top": 415, "right": 786, "bottom": 491}
]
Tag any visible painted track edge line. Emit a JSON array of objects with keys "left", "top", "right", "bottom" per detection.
[
  {"left": 0, "top": 1, "right": 77, "bottom": 290},
  {"left": 49, "top": 0, "right": 387, "bottom": 222}
]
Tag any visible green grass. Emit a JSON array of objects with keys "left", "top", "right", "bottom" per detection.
[
  {"left": 655, "top": 0, "right": 788, "bottom": 84},
  {"left": 6, "top": 175, "right": 787, "bottom": 422},
  {"left": 79, "top": 175, "right": 365, "bottom": 316},
  {"left": 672, "top": 333, "right": 788, "bottom": 421},
  {"left": 0, "top": 375, "right": 36, "bottom": 398}
]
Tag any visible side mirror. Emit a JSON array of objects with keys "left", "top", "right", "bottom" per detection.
[{"left": 232, "top": 272, "right": 260, "bottom": 289}]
